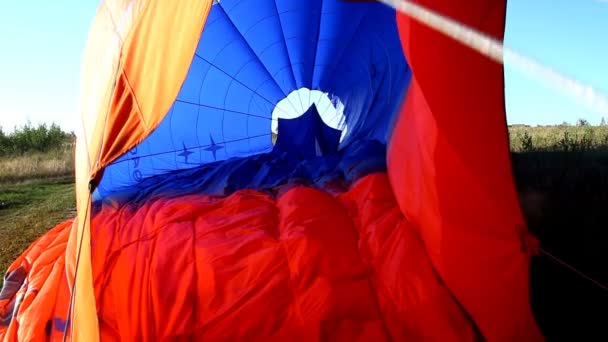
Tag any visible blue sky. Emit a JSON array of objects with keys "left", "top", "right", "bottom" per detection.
[
  {"left": 0, "top": 1, "right": 99, "bottom": 133},
  {"left": 0, "top": 0, "right": 607, "bottom": 132},
  {"left": 504, "top": 0, "right": 608, "bottom": 126}
]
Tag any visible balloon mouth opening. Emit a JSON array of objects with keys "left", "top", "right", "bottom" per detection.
[{"left": 271, "top": 88, "right": 348, "bottom": 146}]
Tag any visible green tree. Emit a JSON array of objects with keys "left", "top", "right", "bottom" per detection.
[
  {"left": 520, "top": 131, "right": 534, "bottom": 152},
  {"left": 0, "top": 127, "right": 7, "bottom": 155},
  {"left": 0, "top": 122, "right": 72, "bottom": 155},
  {"left": 576, "top": 118, "right": 590, "bottom": 127}
]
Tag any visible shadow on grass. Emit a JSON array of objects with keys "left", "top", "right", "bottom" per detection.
[{"left": 512, "top": 151, "right": 608, "bottom": 340}]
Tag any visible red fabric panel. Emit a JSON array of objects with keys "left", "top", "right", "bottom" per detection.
[
  {"left": 338, "top": 175, "right": 477, "bottom": 340},
  {"left": 3, "top": 173, "right": 530, "bottom": 341},
  {"left": 388, "top": 1, "right": 543, "bottom": 341},
  {"left": 89, "top": 174, "right": 479, "bottom": 340},
  {"left": 89, "top": 188, "right": 382, "bottom": 340}
]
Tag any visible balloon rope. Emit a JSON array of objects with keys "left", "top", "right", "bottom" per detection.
[
  {"left": 377, "top": 0, "right": 608, "bottom": 116},
  {"left": 539, "top": 248, "right": 608, "bottom": 293}
]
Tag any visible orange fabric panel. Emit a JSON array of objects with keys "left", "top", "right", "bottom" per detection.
[
  {"left": 0, "top": 220, "right": 72, "bottom": 342},
  {"left": 88, "top": 0, "right": 213, "bottom": 174},
  {"left": 77, "top": 1, "right": 134, "bottom": 172},
  {"left": 71, "top": 1, "right": 148, "bottom": 340},
  {"left": 388, "top": 1, "right": 543, "bottom": 341},
  {"left": 66, "top": 207, "right": 98, "bottom": 342},
  {"left": 78, "top": 0, "right": 212, "bottom": 175},
  {"left": 71, "top": 1, "right": 213, "bottom": 340}
]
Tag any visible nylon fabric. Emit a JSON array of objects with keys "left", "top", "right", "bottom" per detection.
[
  {"left": 0, "top": 0, "right": 545, "bottom": 340},
  {"left": 0, "top": 220, "right": 72, "bottom": 342},
  {"left": 94, "top": 139, "right": 387, "bottom": 207},
  {"left": 72, "top": 2, "right": 213, "bottom": 339},
  {"left": 387, "top": 1, "right": 543, "bottom": 340},
  {"left": 94, "top": 0, "right": 409, "bottom": 200},
  {"left": 3, "top": 174, "right": 484, "bottom": 341}
]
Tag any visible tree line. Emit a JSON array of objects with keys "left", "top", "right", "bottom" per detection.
[{"left": 0, "top": 123, "right": 74, "bottom": 156}]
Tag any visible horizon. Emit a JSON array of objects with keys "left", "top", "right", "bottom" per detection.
[
  {"left": 2, "top": 116, "right": 604, "bottom": 135},
  {"left": 1, "top": 0, "right": 607, "bottom": 133}
]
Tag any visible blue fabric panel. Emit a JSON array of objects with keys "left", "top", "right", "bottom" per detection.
[
  {"left": 318, "top": 3, "right": 411, "bottom": 145},
  {"left": 93, "top": 139, "right": 387, "bottom": 209},
  {"left": 312, "top": 0, "right": 368, "bottom": 89},
  {"left": 275, "top": 0, "right": 323, "bottom": 89},
  {"left": 271, "top": 103, "right": 342, "bottom": 159},
  {"left": 273, "top": 105, "right": 321, "bottom": 159},
  {"left": 219, "top": 0, "right": 297, "bottom": 97},
  {"left": 94, "top": 1, "right": 410, "bottom": 202},
  {"left": 319, "top": 120, "right": 342, "bottom": 155}
]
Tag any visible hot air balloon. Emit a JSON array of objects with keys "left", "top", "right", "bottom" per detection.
[{"left": 0, "top": 0, "right": 543, "bottom": 341}]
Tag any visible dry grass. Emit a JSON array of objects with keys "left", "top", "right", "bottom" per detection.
[
  {"left": 509, "top": 124, "right": 608, "bottom": 152},
  {"left": 0, "top": 148, "right": 74, "bottom": 184}
]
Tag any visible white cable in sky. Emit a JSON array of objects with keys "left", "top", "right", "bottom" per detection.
[{"left": 377, "top": 0, "right": 608, "bottom": 116}]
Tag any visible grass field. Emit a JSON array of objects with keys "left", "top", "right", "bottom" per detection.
[
  {"left": 0, "top": 124, "right": 606, "bottom": 338},
  {"left": 509, "top": 124, "right": 608, "bottom": 152},
  {"left": 0, "top": 147, "right": 74, "bottom": 183},
  {"left": 0, "top": 177, "right": 75, "bottom": 275}
]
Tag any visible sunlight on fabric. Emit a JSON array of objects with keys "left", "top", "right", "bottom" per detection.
[{"left": 272, "top": 88, "right": 348, "bottom": 142}]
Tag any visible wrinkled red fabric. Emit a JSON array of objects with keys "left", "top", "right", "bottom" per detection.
[
  {"left": 2, "top": 173, "right": 484, "bottom": 341},
  {"left": 388, "top": 1, "right": 543, "bottom": 341},
  {"left": 89, "top": 173, "right": 475, "bottom": 341}
]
